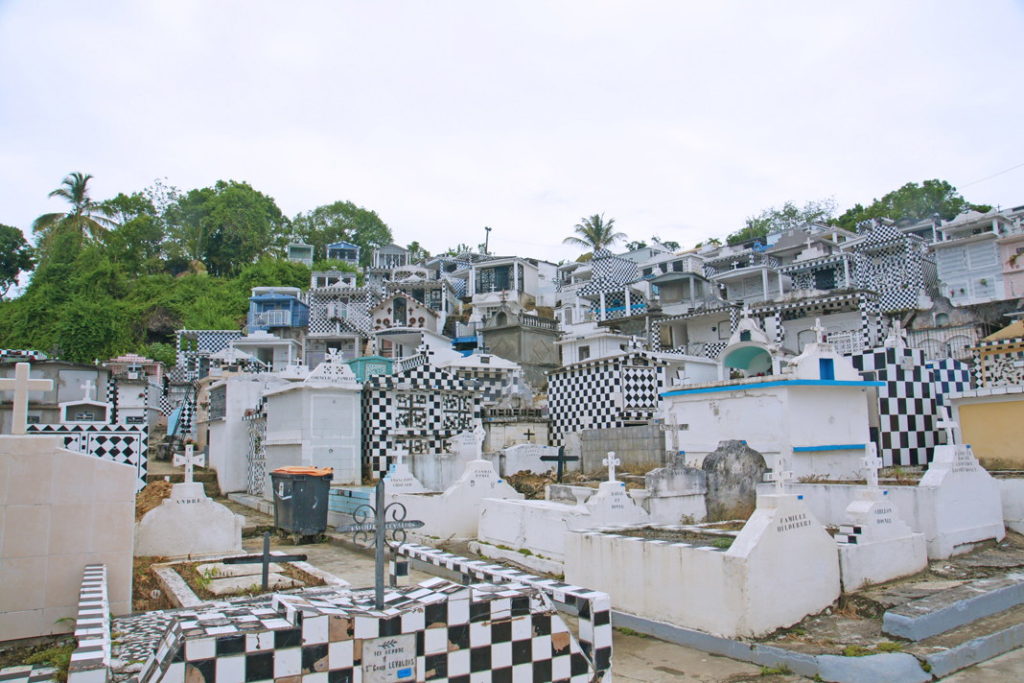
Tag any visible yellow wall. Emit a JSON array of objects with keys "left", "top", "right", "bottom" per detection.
[{"left": 958, "top": 399, "right": 1024, "bottom": 469}]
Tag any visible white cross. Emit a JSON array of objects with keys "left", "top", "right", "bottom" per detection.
[
  {"left": 325, "top": 348, "right": 343, "bottom": 364},
  {"left": 173, "top": 444, "right": 205, "bottom": 484},
  {"left": 811, "top": 317, "right": 828, "bottom": 344},
  {"left": 0, "top": 362, "right": 53, "bottom": 434},
  {"left": 393, "top": 444, "right": 408, "bottom": 467},
  {"left": 764, "top": 450, "right": 794, "bottom": 494},
  {"left": 936, "top": 407, "right": 960, "bottom": 446},
  {"left": 603, "top": 452, "right": 621, "bottom": 482},
  {"left": 81, "top": 379, "right": 96, "bottom": 402},
  {"left": 862, "top": 443, "right": 883, "bottom": 489}
]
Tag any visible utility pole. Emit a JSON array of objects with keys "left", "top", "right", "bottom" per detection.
[{"left": 483, "top": 226, "right": 492, "bottom": 255}]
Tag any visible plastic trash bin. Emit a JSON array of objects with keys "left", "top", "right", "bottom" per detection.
[{"left": 269, "top": 466, "right": 333, "bottom": 536}]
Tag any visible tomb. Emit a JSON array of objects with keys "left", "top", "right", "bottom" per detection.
[
  {"left": 135, "top": 446, "right": 244, "bottom": 558},
  {"left": 391, "top": 458, "right": 523, "bottom": 540},
  {"left": 778, "top": 411, "right": 1005, "bottom": 559},
  {"left": 641, "top": 456, "right": 707, "bottom": 523},
  {"left": 476, "top": 453, "right": 649, "bottom": 569},
  {"left": 262, "top": 351, "right": 363, "bottom": 490},
  {"left": 662, "top": 319, "right": 881, "bottom": 480},
  {"left": 835, "top": 446, "right": 928, "bottom": 591},
  {"left": 564, "top": 490, "right": 841, "bottom": 638},
  {"left": 0, "top": 434, "right": 136, "bottom": 640}
]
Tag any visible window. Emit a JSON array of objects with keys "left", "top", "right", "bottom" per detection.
[
  {"left": 672, "top": 260, "right": 683, "bottom": 272},
  {"left": 819, "top": 358, "right": 835, "bottom": 380},
  {"left": 393, "top": 297, "right": 407, "bottom": 325},
  {"left": 718, "top": 321, "right": 731, "bottom": 340},
  {"left": 578, "top": 345, "right": 591, "bottom": 361}
]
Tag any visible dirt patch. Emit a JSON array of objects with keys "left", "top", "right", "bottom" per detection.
[
  {"left": 133, "top": 556, "right": 175, "bottom": 612},
  {"left": 617, "top": 527, "right": 736, "bottom": 548},
  {"left": 135, "top": 480, "right": 173, "bottom": 520},
  {"left": 0, "top": 637, "right": 75, "bottom": 681}
]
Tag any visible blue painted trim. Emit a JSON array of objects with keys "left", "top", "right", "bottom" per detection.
[
  {"left": 661, "top": 379, "right": 884, "bottom": 397},
  {"left": 793, "top": 444, "right": 865, "bottom": 453}
]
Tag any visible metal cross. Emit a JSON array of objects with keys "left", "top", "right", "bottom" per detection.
[
  {"left": 222, "top": 531, "right": 307, "bottom": 591},
  {"left": 337, "top": 477, "right": 424, "bottom": 609},
  {"left": 862, "top": 443, "right": 883, "bottom": 489},
  {"left": 173, "top": 444, "right": 205, "bottom": 484},
  {"left": 936, "top": 407, "right": 960, "bottom": 446},
  {"left": 522, "top": 429, "right": 535, "bottom": 442},
  {"left": 0, "top": 362, "right": 53, "bottom": 434},
  {"left": 540, "top": 446, "right": 579, "bottom": 482},
  {"left": 603, "top": 452, "right": 621, "bottom": 482}
]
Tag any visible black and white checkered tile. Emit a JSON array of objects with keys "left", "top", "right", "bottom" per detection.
[
  {"left": 25, "top": 424, "right": 149, "bottom": 491},
  {"left": 244, "top": 400, "right": 268, "bottom": 496},
  {"left": 362, "top": 360, "right": 481, "bottom": 475},
  {"left": 852, "top": 346, "right": 936, "bottom": 467},
  {"left": 105, "top": 376, "right": 119, "bottom": 424},
  {"left": 974, "top": 336, "right": 1024, "bottom": 387},
  {"left": 0, "top": 665, "right": 57, "bottom": 682},
  {"left": 0, "top": 348, "right": 48, "bottom": 361},
  {"left": 66, "top": 564, "right": 111, "bottom": 682},
  {"left": 113, "top": 578, "right": 601, "bottom": 683},
  {"left": 849, "top": 224, "right": 928, "bottom": 314},
  {"left": 548, "top": 352, "right": 667, "bottom": 445},
  {"left": 926, "top": 358, "right": 973, "bottom": 409}
]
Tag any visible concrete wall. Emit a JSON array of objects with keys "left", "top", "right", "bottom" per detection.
[
  {"left": 0, "top": 435, "right": 136, "bottom": 640},
  {"left": 952, "top": 390, "right": 1024, "bottom": 469},
  {"left": 482, "top": 325, "right": 559, "bottom": 390},
  {"left": 581, "top": 425, "right": 666, "bottom": 473}
]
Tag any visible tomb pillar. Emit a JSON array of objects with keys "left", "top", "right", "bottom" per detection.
[
  {"left": 624, "top": 287, "right": 632, "bottom": 316},
  {"left": 761, "top": 268, "right": 769, "bottom": 301},
  {"left": 599, "top": 291, "right": 607, "bottom": 320}
]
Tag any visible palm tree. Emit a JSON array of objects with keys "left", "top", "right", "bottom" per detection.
[
  {"left": 563, "top": 213, "right": 627, "bottom": 254},
  {"left": 32, "top": 172, "right": 115, "bottom": 244}
]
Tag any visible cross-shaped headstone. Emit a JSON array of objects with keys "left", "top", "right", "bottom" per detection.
[
  {"left": 540, "top": 446, "right": 579, "bottom": 482},
  {"left": 337, "top": 477, "right": 424, "bottom": 609},
  {"left": 522, "top": 429, "right": 535, "bottom": 442},
  {"left": 603, "top": 452, "right": 621, "bottom": 482},
  {"left": 392, "top": 444, "right": 408, "bottom": 468},
  {"left": 80, "top": 379, "right": 97, "bottom": 402},
  {"left": 173, "top": 444, "right": 205, "bottom": 484},
  {"left": 222, "top": 531, "right": 307, "bottom": 591},
  {"left": 936, "top": 407, "right": 961, "bottom": 446},
  {"left": 862, "top": 443, "right": 883, "bottom": 489},
  {"left": 0, "top": 362, "right": 53, "bottom": 434}
]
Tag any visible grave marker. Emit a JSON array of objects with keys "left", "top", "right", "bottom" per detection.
[
  {"left": 603, "top": 451, "right": 621, "bottom": 482},
  {"left": 337, "top": 476, "right": 424, "bottom": 609},
  {"left": 0, "top": 362, "right": 53, "bottom": 434},
  {"left": 862, "top": 443, "right": 883, "bottom": 489},
  {"left": 222, "top": 531, "right": 307, "bottom": 591},
  {"left": 936, "top": 406, "right": 961, "bottom": 446},
  {"left": 764, "top": 450, "right": 794, "bottom": 494},
  {"left": 172, "top": 444, "right": 205, "bottom": 484},
  {"left": 540, "top": 446, "right": 579, "bottom": 482}
]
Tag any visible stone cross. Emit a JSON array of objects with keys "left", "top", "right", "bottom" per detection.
[
  {"left": 81, "top": 379, "right": 96, "bottom": 402},
  {"left": 393, "top": 443, "right": 408, "bottom": 467},
  {"left": 523, "top": 429, "right": 535, "bottom": 442},
  {"left": 173, "top": 444, "right": 205, "bottom": 484},
  {"left": 764, "top": 451, "right": 794, "bottom": 494},
  {"left": 862, "top": 443, "right": 883, "bottom": 489},
  {"left": 936, "top": 407, "right": 961, "bottom": 446},
  {"left": 222, "top": 531, "right": 307, "bottom": 591},
  {"left": 0, "top": 362, "right": 53, "bottom": 434},
  {"left": 811, "top": 317, "right": 828, "bottom": 344},
  {"left": 603, "top": 452, "right": 621, "bottom": 482}
]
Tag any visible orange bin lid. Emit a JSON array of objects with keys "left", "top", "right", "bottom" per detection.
[{"left": 271, "top": 466, "right": 333, "bottom": 476}]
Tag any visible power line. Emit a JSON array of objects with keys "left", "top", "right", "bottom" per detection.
[{"left": 961, "top": 160, "right": 1024, "bottom": 188}]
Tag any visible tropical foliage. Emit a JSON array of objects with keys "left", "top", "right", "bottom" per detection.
[{"left": 563, "top": 213, "right": 627, "bottom": 254}]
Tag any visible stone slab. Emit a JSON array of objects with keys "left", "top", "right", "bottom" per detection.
[
  {"left": 816, "top": 653, "right": 931, "bottom": 683},
  {"left": 206, "top": 573, "right": 303, "bottom": 596},
  {"left": 195, "top": 561, "right": 284, "bottom": 578},
  {"left": 883, "top": 573, "right": 1024, "bottom": 641}
]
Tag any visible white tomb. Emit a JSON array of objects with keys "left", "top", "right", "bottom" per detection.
[
  {"left": 262, "top": 351, "right": 363, "bottom": 491},
  {"left": 476, "top": 452, "right": 649, "bottom": 567},
  {"left": 496, "top": 443, "right": 570, "bottom": 478},
  {"left": 780, "top": 412, "right": 1006, "bottom": 559},
  {"left": 409, "top": 423, "right": 487, "bottom": 491},
  {"left": 392, "top": 459, "right": 522, "bottom": 540},
  {"left": 836, "top": 446, "right": 928, "bottom": 591},
  {"left": 135, "top": 446, "right": 244, "bottom": 557},
  {"left": 565, "top": 492, "right": 841, "bottom": 638}
]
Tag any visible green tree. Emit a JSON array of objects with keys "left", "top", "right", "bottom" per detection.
[
  {"left": 32, "top": 172, "right": 115, "bottom": 250},
  {"left": 835, "top": 179, "right": 991, "bottom": 231},
  {"left": 291, "top": 200, "right": 392, "bottom": 266},
  {"left": 100, "top": 192, "right": 167, "bottom": 276},
  {"left": 728, "top": 199, "right": 837, "bottom": 246},
  {"left": 406, "top": 241, "right": 430, "bottom": 263},
  {"left": 563, "top": 213, "right": 627, "bottom": 254},
  {"left": 0, "top": 224, "right": 35, "bottom": 298},
  {"left": 165, "top": 180, "right": 290, "bottom": 276}
]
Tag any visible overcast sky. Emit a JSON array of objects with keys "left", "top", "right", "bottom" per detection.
[{"left": 2, "top": 1, "right": 1023, "bottom": 262}]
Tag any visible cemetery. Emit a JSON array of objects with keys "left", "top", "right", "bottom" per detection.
[{"left": 3, "top": 219, "right": 1024, "bottom": 681}]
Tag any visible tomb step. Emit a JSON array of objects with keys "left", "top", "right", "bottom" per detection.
[
  {"left": 882, "top": 572, "right": 1024, "bottom": 641},
  {"left": 904, "top": 600, "right": 1024, "bottom": 678}
]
